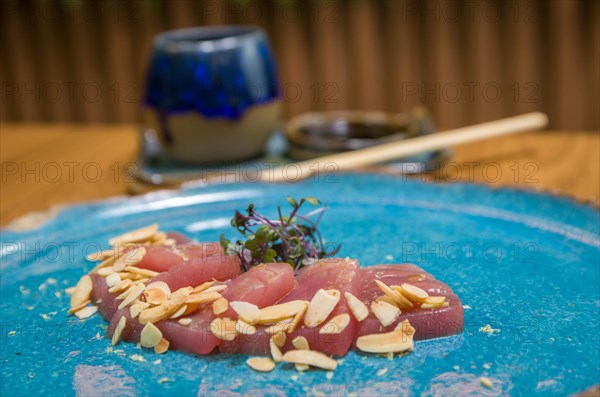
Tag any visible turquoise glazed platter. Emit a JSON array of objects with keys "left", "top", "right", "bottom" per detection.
[{"left": 1, "top": 173, "right": 598, "bottom": 396}]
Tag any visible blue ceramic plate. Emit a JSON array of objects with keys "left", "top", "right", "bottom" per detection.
[{"left": 1, "top": 173, "right": 598, "bottom": 396}]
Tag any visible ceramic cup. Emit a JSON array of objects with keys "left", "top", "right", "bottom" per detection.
[{"left": 143, "top": 25, "right": 281, "bottom": 164}]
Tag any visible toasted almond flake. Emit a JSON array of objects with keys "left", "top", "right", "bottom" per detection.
[
  {"left": 273, "top": 331, "right": 287, "bottom": 348},
  {"left": 125, "top": 266, "right": 159, "bottom": 278},
  {"left": 113, "top": 247, "right": 146, "bottom": 271},
  {"left": 109, "top": 224, "right": 158, "bottom": 246},
  {"left": 394, "top": 319, "right": 416, "bottom": 335},
  {"left": 376, "top": 295, "right": 397, "bottom": 306},
  {"left": 168, "top": 304, "right": 187, "bottom": 319},
  {"left": 396, "top": 283, "right": 429, "bottom": 302},
  {"left": 345, "top": 292, "right": 368, "bottom": 321},
  {"left": 186, "top": 290, "right": 222, "bottom": 305},
  {"left": 109, "top": 278, "right": 132, "bottom": 294},
  {"left": 144, "top": 282, "right": 171, "bottom": 306},
  {"left": 90, "top": 254, "right": 117, "bottom": 274},
  {"left": 111, "top": 316, "right": 126, "bottom": 345},
  {"left": 97, "top": 266, "right": 116, "bottom": 277},
  {"left": 246, "top": 357, "right": 276, "bottom": 372},
  {"left": 375, "top": 280, "right": 413, "bottom": 309},
  {"left": 282, "top": 350, "right": 338, "bottom": 371},
  {"left": 182, "top": 303, "right": 200, "bottom": 316},
  {"left": 212, "top": 297, "right": 228, "bottom": 315},
  {"left": 68, "top": 299, "right": 91, "bottom": 314},
  {"left": 235, "top": 319, "right": 257, "bottom": 335},
  {"left": 480, "top": 377, "right": 493, "bottom": 389},
  {"left": 204, "top": 284, "right": 227, "bottom": 293},
  {"left": 140, "top": 322, "right": 163, "bottom": 348},
  {"left": 157, "top": 377, "right": 171, "bottom": 384},
  {"left": 115, "top": 285, "right": 135, "bottom": 300},
  {"left": 7, "top": 330, "right": 16, "bottom": 336},
  {"left": 292, "top": 336, "right": 309, "bottom": 350},
  {"left": 356, "top": 326, "right": 414, "bottom": 354},
  {"left": 139, "top": 288, "right": 190, "bottom": 324},
  {"left": 265, "top": 320, "right": 293, "bottom": 335},
  {"left": 371, "top": 301, "right": 401, "bottom": 327},
  {"left": 130, "top": 301, "right": 150, "bottom": 319},
  {"left": 129, "top": 354, "right": 146, "bottom": 362},
  {"left": 258, "top": 300, "right": 308, "bottom": 324},
  {"left": 287, "top": 302, "right": 308, "bottom": 334},
  {"left": 154, "top": 338, "right": 169, "bottom": 354},
  {"left": 421, "top": 302, "right": 449, "bottom": 309},
  {"left": 105, "top": 273, "right": 121, "bottom": 288},
  {"left": 74, "top": 305, "right": 98, "bottom": 320},
  {"left": 304, "top": 289, "right": 341, "bottom": 328},
  {"left": 319, "top": 313, "right": 351, "bottom": 335},
  {"left": 230, "top": 301, "right": 260, "bottom": 324},
  {"left": 65, "top": 287, "right": 76, "bottom": 295},
  {"left": 191, "top": 280, "right": 216, "bottom": 294},
  {"left": 424, "top": 296, "right": 446, "bottom": 304},
  {"left": 178, "top": 318, "right": 192, "bottom": 326},
  {"left": 270, "top": 337, "right": 283, "bottom": 362},
  {"left": 118, "top": 284, "right": 146, "bottom": 310},
  {"left": 210, "top": 317, "right": 238, "bottom": 341},
  {"left": 377, "top": 368, "right": 388, "bottom": 377},
  {"left": 150, "top": 232, "right": 167, "bottom": 245},
  {"left": 86, "top": 249, "right": 115, "bottom": 262},
  {"left": 70, "top": 275, "right": 93, "bottom": 308}
]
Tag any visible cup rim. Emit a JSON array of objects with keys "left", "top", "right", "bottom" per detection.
[{"left": 155, "top": 25, "right": 264, "bottom": 53}]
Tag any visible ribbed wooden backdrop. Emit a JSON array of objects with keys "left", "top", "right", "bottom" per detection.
[{"left": 1, "top": 0, "right": 598, "bottom": 130}]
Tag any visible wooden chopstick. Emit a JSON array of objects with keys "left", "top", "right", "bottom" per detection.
[{"left": 262, "top": 112, "right": 548, "bottom": 183}]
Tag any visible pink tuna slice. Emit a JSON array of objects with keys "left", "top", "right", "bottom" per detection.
[
  {"left": 273, "top": 258, "right": 361, "bottom": 357},
  {"left": 131, "top": 242, "right": 223, "bottom": 273},
  {"left": 106, "top": 262, "right": 295, "bottom": 356},
  {"left": 165, "top": 232, "right": 192, "bottom": 244},
  {"left": 90, "top": 273, "right": 119, "bottom": 321},
  {"left": 357, "top": 264, "right": 464, "bottom": 341}
]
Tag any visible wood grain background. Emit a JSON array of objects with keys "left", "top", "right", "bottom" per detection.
[{"left": 1, "top": 0, "right": 598, "bottom": 130}]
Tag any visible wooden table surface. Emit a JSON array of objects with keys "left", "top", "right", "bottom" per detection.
[{"left": 1, "top": 122, "right": 598, "bottom": 227}]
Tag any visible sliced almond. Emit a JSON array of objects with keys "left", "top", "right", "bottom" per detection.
[
  {"left": 118, "top": 284, "right": 146, "bottom": 310},
  {"left": 235, "top": 319, "right": 257, "bottom": 335},
  {"left": 246, "top": 357, "right": 276, "bottom": 372},
  {"left": 86, "top": 249, "right": 115, "bottom": 262},
  {"left": 178, "top": 318, "right": 192, "bottom": 326},
  {"left": 287, "top": 301, "right": 308, "bottom": 334},
  {"left": 424, "top": 296, "right": 446, "bottom": 304},
  {"left": 270, "top": 337, "right": 283, "bottom": 362},
  {"left": 371, "top": 301, "right": 400, "bottom": 327},
  {"left": 113, "top": 247, "right": 146, "bottom": 271},
  {"left": 65, "top": 286, "right": 76, "bottom": 295},
  {"left": 169, "top": 304, "right": 188, "bottom": 319},
  {"left": 258, "top": 300, "right": 308, "bottom": 324},
  {"left": 356, "top": 327, "right": 414, "bottom": 354},
  {"left": 319, "top": 313, "right": 351, "bottom": 334},
  {"left": 154, "top": 338, "right": 169, "bottom": 354},
  {"left": 90, "top": 254, "right": 117, "bottom": 274},
  {"left": 74, "top": 305, "right": 98, "bottom": 320},
  {"left": 115, "top": 284, "right": 135, "bottom": 300},
  {"left": 304, "top": 289, "right": 341, "bottom": 328},
  {"left": 70, "top": 275, "right": 93, "bottom": 308},
  {"left": 109, "top": 224, "right": 158, "bottom": 246},
  {"left": 344, "top": 292, "right": 368, "bottom": 321},
  {"left": 204, "top": 284, "right": 227, "bottom": 293},
  {"left": 292, "top": 336, "right": 309, "bottom": 350},
  {"left": 375, "top": 280, "right": 413, "bottom": 309},
  {"left": 376, "top": 295, "right": 397, "bottom": 306},
  {"left": 130, "top": 301, "right": 150, "bottom": 318},
  {"left": 186, "top": 290, "right": 222, "bottom": 305},
  {"left": 97, "top": 266, "right": 116, "bottom": 277},
  {"left": 105, "top": 272, "right": 121, "bottom": 288},
  {"left": 144, "top": 281, "right": 171, "bottom": 305},
  {"left": 191, "top": 280, "right": 216, "bottom": 294},
  {"left": 229, "top": 301, "right": 260, "bottom": 324},
  {"left": 111, "top": 316, "right": 126, "bottom": 346},
  {"left": 282, "top": 350, "right": 337, "bottom": 371},
  {"left": 394, "top": 283, "right": 429, "bottom": 303},
  {"left": 139, "top": 288, "right": 190, "bottom": 324},
  {"left": 109, "top": 278, "right": 132, "bottom": 294},
  {"left": 68, "top": 299, "right": 91, "bottom": 314},
  {"left": 421, "top": 302, "right": 449, "bottom": 309},
  {"left": 140, "top": 322, "right": 163, "bottom": 348},
  {"left": 265, "top": 320, "right": 293, "bottom": 335},
  {"left": 210, "top": 317, "right": 238, "bottom": 341},
  {"left": 212, "top": 297, "right": 228, "bottom": 315},
  {"left": 394, "top": 319, "right": 416, "bottom": 335},
  {"left": 272, "top": 331, "right": 286, "bottom": 348},
  {"left": 125, "top": 266, "right": 158, "bottom": 278}
]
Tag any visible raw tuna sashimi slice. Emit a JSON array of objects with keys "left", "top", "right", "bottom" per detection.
[
  {"left": 276, "top": 258, "right": 361, "bottom": 357},
  {"left": 90, "top": 273, "right": 118, "bottom": 320},
  {"left": 106, "top": 262, "right": 295, "bottom": 356},
  {"left": 357, "top": 264, "right": 464, "bottom": 341},
  {"left": 150, "top": 253, "right": 241, "bottom": 291},
  {"left": 131, "top": 242, "right": 223, "bottom": 273}
]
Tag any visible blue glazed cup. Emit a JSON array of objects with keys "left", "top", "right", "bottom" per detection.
[{"left": 143, "top": 25, "right": 281, "bottom": 164}]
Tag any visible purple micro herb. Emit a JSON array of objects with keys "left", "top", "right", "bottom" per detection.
[{"left": 220, "top": 196, "right": 341, "bottom": 272}]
